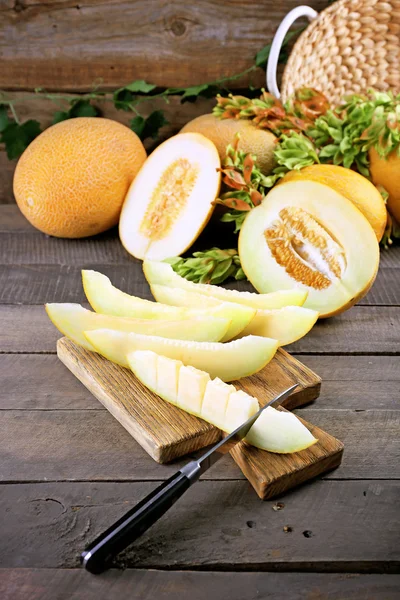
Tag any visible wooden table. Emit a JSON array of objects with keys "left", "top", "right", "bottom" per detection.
[{"left": 0, "top": 204, "right": 399, "bottom": 598}]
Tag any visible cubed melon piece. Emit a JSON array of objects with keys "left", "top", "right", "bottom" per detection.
[
  {"left": 224, "top": 390, "right": 259, "bottom": 433},
  {"left": 177, "top": 365, "right": 210, "bottom": 415},
  {"left": 156, "top": 355, "right": 182, "bottom": 404},
  {"left": 201, "top": 378, "right": 235, "bottom": 431}
]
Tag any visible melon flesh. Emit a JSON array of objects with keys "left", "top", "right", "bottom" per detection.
[
  {"left": 45, "top": 303, "right": 229, "bottom": 351},
  {"left": 245, "top": 407, "right": 317, "bottom": 453},
  {"left": 128, "top": 350, "right": 317, "bottom": 452},
  {"left": 82, "top": 270, "right": 254, "bottom": 341},
  {"left": 119, "top": 132, "right": 221, "bottom": 260},
  {"left": 239, "top": 180, "right": 380, "bottom": 317},
  {"left": 143, "top": 260, "right": 308, "bottom": 309},
  {"left": 85, "top": 328, "right": 278, "bottom": 380},
  {"left": 151, "top": 284, "right": 318, "bottom": 345}
]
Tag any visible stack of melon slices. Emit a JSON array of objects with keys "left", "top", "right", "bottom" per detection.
[{"left": 45, "top": 264, "right": 319, "bottom": 454}]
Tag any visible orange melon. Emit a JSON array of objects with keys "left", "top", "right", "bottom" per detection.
[
  {"left": 369, "top": 147, "right": 400, "bottom": 224},
  {"left": 13, "top": 118, "right": 147, "bottom": 238},
  {"left": 181, "top": 114, "right": 277, "bottom": 174}
]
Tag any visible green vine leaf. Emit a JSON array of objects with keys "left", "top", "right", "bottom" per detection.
[
  {"left": 130, "top": 110, "right": 169, "bottom": 141},
  {"left": 113, "top": 80, "right": 157, "bottom": 110},
  {"left": 0, "top": 105, "right": 10, "bottom": 132},
  {"left": 255, "top": 27, "right": 304, "bottom": 69},
  {"left": 0, "top": 120, "right": 42, "bottom": 160},
  {"left": 52, "top": 99, "right": 99, "bottom": 124},
  {"left": 180, "top": 84, "right": 217, "bottom": 103}
]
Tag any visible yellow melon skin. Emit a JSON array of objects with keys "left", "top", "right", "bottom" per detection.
[
  {"left": 13, "top": 118, "right": 147, "bottom": 238},
  {"left": 239, "top": 180, "right": 380, "bottom": 318},
  {"left": 181, "top": 114, "right": 277, "bottom": 174},
  {"left": 278, "top": 164, "right": 387, "bottom": 242},
  {"left": 369, "top": 147, "right": 400, "bottom": 224}
]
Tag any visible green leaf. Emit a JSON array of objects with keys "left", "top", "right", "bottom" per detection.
[
  {"left": 124, "top": 80, "right": 157, "bottom": 94},
  {"left": 130, "top": 115, "right": 146, "bottom": 138},
  {"left": 255, "top": 27, "right": 304, "bottom": 68},
  {"left": 141, "top": 110, "right": 169, "bottom": 141},
  {"left": 0, "top": 120, "right": 42, "bottom": 160},
  {"left": 70, "top": 99, "right": 99, "bottom": 118},
  {"left": 180, "top": 84, "right": 210, "bottom": 102},
  {"left": 0, "top": 105, "right": 10, "bottom": 133},
  {"left": 52, "top": 111, "right": 70, "bottom": 124}
]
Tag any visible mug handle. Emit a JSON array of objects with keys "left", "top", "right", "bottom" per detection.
[{"left": 266, "top": 5, "right": 318, "bottom": 98}]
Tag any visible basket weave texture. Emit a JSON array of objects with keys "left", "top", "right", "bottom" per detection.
[{"left": 281, "top": 0, "right": 400, "bottom": 104}]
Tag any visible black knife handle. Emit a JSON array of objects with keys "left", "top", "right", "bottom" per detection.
[{"left": 81, "top": 471, "right": 191, "bottom": 574}]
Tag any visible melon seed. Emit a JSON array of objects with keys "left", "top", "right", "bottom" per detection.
[
  {"left": 140, "top": 158, "right": 199, "bottom": 241},
  {"left": 264, "top": 207, "right": 346, "bottom": 290}
]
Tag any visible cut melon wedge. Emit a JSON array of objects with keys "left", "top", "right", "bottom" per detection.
[
  {"left": 82, "top": 270, "right": 254, "bottom": 341},
  {"left": 143, "top": 260, "right": 308, "bottom": 309},
  {"left": 85, "top": 329, "right": 278, "bottom": 380},
  {"left": 239, "top": 180, "right": 380, "bottom": 317},
  {"left": 119, "top": 132, "right": 221, "bottom": 260},
  {"left": 245, "top": 407, "right": 317, "bottom": 453},
  {"left": 45, "top": 303, "right": 229, "bottom": 351},
  {"left": 128, "top": 350, "right": 317, "bottom": 452},
  {"left": 151, "top": 284, "right": 318, "bottom": 345},
  {"left": 238, "top": 306, "right": 319, "bottom": 345}
]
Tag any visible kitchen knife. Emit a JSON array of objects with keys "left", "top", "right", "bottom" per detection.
[{"left": 81, "top": 383, "right": 298, "bottom": 574}]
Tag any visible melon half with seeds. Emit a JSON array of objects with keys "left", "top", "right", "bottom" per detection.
[
  {"left": 239, "top": 180, "right": 380, "bottom": 318},
  {"left": 119, "top": 133, "right": 221, "bottom": 260}
]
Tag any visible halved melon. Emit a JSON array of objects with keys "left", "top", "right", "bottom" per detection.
[
  {"left": 119, "top": 132, "right": 221, "bottom": 260},
  {"left": 151, "top": 284, "right": 318, "bottom": 345},
  {"left": 245, "top": 407, "right": 317, "bottom": 453},
  {"left": 45, "top": 303, "right": 229, "bottom": 351},
  {"left": 239, "top": 180, "right": 380, "bottom": 318},
  {"left": 82, "top": 270, "right": 254, "bottom": 341},
  {"left": 85, "top": 329, "right": 278, "bottom": 380},
  {"left": 128, "top": 350, "right": 317, "bottom": 452},
  {"left": 143, "top": 260, "right": 308, "bottom": 309}
]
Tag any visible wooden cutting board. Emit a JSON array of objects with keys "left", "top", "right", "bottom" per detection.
[{"left": 57, "top": 337, "right": 343, "bottom": 500}]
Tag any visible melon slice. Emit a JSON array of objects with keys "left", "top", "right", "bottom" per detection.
[
  {"left": 151, "top": 284, "right": 318, "bottom": 345},
  {"left": 245, "top": 407, "right": 317, "bottom": 453},
  {"left": 128, "top": 350, "right": 317, "bottom": 452},
  {"left": 143, "top": 260, "right": 308, "bottom": 309},
  {"left": 85, "top": 329, "right": 278, "bottom": 380},
  {"left": 119, "top": 132, "right": 221, "bottom": 260},
  {"left": 82, "top": 270, "right": 254, "bottom": 341},
  {"left": 239, "top": 180, "right": 380, "bottom": 318},
  {"left": 238, "top": 306, "right": 319, "bottom": 345},
  {"left": 45, "top": 303, "right": 229, "bottom": 351}
]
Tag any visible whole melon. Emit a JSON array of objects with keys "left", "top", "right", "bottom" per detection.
[
  {"left": 181, "top": 114, "right": 276, "bottom": 174},
  {"left": 13, "top": 117, "right": 147, "bottom": 238},
  {"left": 369, "top": 146, "right": 400, "bottom": 224}
]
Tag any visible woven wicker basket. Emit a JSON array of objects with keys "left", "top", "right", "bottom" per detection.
[{"left": 268, "top": 0, "right": 400, "bottom": 104}]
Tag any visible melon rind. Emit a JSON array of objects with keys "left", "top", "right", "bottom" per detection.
[
  {"left": 143, "top": 261, "right": 308, "bottom": 309},
  {"left": 85, "top": 328, "right": 278, "bottom": 380}
]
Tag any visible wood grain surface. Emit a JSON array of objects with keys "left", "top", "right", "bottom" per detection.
[
  {"left": 1, "top": 480, "right": 399, "bottom": 571},
  {"left": 2, "top": 569, "right": 400, "bottom": 600},
  {"left": 0, "top": 1, "right": 329, "bottom": 91},
  {"left": 57, "top": 337, "right": 322, "bottom": 467}
]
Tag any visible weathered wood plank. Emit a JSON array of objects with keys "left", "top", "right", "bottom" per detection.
[
  {"left": 1, "top": 262, "right": 399, "bottom": 306},
  {"left": 2, "top": 354, "right": 400, "bottom": 411},
  {"left": 1, "top": 569, "right": 400, "bottom": 600},
  {"left": 2, "top": 305, "right": 399, "bottom": 355},
  {"left": 0, "top": 480, "right": 398, "bottom": 570},
  {"left": 0, "top": 1, "right": 328, "bottom": 91},
  {"left": 0, "top": 408, "right": 397, "bottom": 481}
]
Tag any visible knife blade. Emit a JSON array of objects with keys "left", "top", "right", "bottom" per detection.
[{"left": 81, "top": 383, "right": 298, "bottom": 574}]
